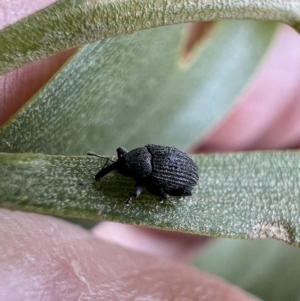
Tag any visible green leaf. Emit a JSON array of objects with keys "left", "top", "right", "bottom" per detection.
[
  {"left": 1, "top": 150, "right": 300, "bottom": 246},
  {"left": 193, "top": 239, "right": 300, "bottom": 301},
  {"left": 0, "top": 22, "right": 278, "bottom": 155},
  {"left": 0, "top": 0, "right": 299, "bottom": 74}
]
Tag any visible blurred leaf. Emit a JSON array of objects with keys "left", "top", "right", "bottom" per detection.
[
  {"left": 1, "top": 150, "right": 300, "bottom": 246},
  {"left": 0, "top": 0, "right": 298, "bottom": 74},
  {"left": 0, "top": 22, "right": 278, "bottom": 155},
  {"left": 193, "top": 238, "right": 300, "bottom": 301}
]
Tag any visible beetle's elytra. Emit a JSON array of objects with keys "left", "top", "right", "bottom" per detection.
[{"left": 87, "top": 144, "right": 199, "bottom": 205}]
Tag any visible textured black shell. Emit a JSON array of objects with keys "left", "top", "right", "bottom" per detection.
[{"left": 143, "top": 144, "right": 199, "bottom": 197}]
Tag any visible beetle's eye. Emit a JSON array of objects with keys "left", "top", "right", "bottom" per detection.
[{"left": 117, "top": 147, "right": 127, "bottom": 158}]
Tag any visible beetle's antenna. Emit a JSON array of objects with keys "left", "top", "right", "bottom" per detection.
[
  {"left": 87, "top": 152, "right": 114, "bottom": 171},
  {"left": 87, "top": 152, "right": 116, "bottom": 163},
  {"left": 79, "top": 152, "right": 116, "bottom": 186}
]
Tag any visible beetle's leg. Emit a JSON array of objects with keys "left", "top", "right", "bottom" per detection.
[
  {"left": 117, "top": 147, "right": 128, "bottom": 158},
  {"left": 158, "top": 189, "right": 170, "bottom": 203},
  {"left": 124, "top": 182, "right": 143, "bottom": 206}
]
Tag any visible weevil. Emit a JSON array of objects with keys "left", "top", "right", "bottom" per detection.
[{"left": 83, "top": 144, "right": 199, "bottom": 205}]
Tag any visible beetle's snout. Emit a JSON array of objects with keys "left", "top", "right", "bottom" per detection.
[{"left": 94, "top": 161, "right": 118, "bottom": 181}]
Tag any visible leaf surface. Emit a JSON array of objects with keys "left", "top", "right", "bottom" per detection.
[
  {"left": 1, "top": 151, "right": 300, "bottom": 246},
  {"left": 0, "top": 0, "right": 299, "bottom": 74},
  {"left": 0, "top": 22, "right": 278, "bottom": 154}
]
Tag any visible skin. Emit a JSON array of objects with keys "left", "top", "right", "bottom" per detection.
[{"left": 1, "top": 1, "right": 300, "bottom": 299}]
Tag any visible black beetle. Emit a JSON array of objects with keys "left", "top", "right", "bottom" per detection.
[{"left": 85, "top": 144, "right": 199, "bottom": 205}]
